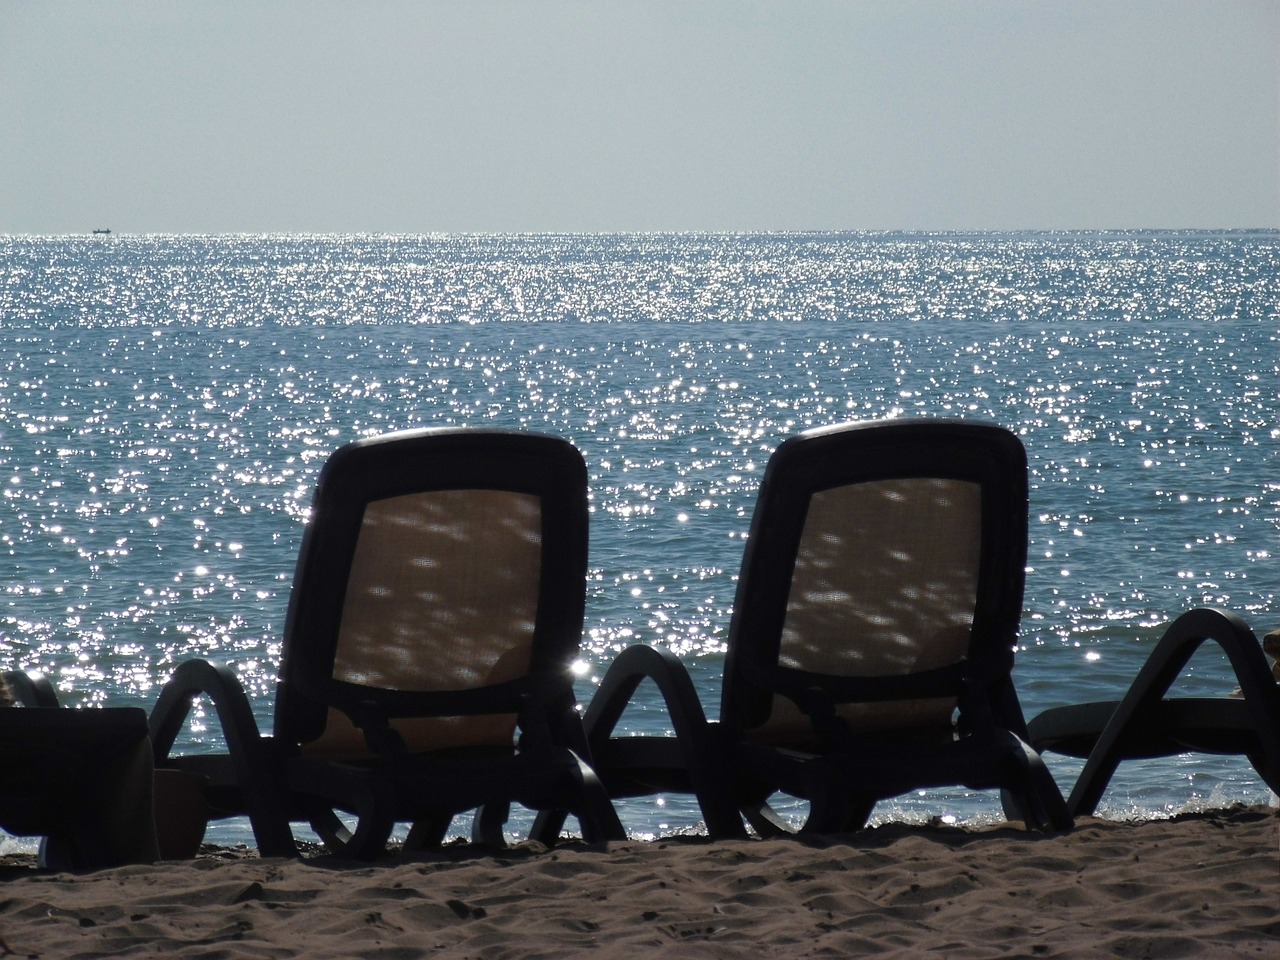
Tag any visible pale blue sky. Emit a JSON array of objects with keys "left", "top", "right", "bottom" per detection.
[{"left": 2, "top": 0, "right": 1276, "bottom": 233}]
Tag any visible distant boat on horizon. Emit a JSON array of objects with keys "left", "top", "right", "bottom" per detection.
[{"left": 92, "top": 228, "right": 111, "bottom": 235}]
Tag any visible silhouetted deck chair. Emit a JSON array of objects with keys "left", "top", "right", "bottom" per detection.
[
  {"left": 548, "top": 419, "right": 1072, "bottom": 838},
  {"left": 2, "top": 669, "right": 58, "bottom": 708},
  {"left": 1027, "top": 607, "right": 1280, "bottom": 817},
  {"left": 148, "top": 428, "right": 625, "bottom": 859},
  {"left": 1, "top": 670, "right": 161, "bottom": 870}
]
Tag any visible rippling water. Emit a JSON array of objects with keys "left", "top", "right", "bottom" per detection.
[{"left": 2, "top": 232, "right": 1277, "bottom": 846}]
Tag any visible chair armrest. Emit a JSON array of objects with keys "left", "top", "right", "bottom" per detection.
[{"left": 582, "top": 644, "right": 746, "bottom": 839}]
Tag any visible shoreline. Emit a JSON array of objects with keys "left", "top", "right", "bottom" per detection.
[{"left": 1, "top": 805, "right": 1275, "bottom": 958}]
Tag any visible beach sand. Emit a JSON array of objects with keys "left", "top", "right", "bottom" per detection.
[{"left": 1, "top": 806, "right": 1275, "bottom": 958}]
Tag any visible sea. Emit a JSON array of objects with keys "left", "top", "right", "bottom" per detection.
[{"left": 1, "top": 231, "right": 1277, "bottom": 850}]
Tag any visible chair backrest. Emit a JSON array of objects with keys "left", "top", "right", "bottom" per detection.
[
  {"left": 273, "top": 428, "right": 589, "bottom": 757},
  {"left": 720, "top": 419, "right": 1029, "bottom": 746}
]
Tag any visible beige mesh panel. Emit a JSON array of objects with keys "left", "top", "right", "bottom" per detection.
[
  {"left": 754, "top": 478, "right": 982, "bottom": 744},
  {"left": 304, "top": 489, "right": 543, "bottom": 758}
]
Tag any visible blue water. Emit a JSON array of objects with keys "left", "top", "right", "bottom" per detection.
[{"left": 2, "top": 232, "right": 1277, "bottom": 849}]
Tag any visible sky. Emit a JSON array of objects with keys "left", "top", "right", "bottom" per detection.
[{"left": 1, "top": 0, "right": 1277, "bottom": 234}]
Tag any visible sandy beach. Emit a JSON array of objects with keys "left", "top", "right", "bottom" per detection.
[{"left": 1, "top": 806, "right": 1275, "bottom": 959}]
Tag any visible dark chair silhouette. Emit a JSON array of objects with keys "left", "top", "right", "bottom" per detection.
[
  {"left": 2, "top": 669, "right": 58, "bottom": 708},
  {"left": 543, "top": 419, "right": 1071, "bottom": 839},
  {"left": 1, "top": 670, "right": 160, "bottom": 869},
  {"left": 1028, "top": 607, "right": 1280, "bottom": 817},
  {"left": 148, "top": 427, "right": 625, "bottom": 859}
]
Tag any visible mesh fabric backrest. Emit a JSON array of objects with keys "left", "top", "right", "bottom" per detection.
[
  {"left": 754, "top": 477, "right": 982, "bottom": 743},
  {"left": 303, "top": 488, "right": 542, "bottom": 758}
]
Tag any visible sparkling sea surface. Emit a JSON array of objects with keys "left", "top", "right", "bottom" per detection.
[{"left": 1, "top": 231, "right": 1277, "bottom": 849}]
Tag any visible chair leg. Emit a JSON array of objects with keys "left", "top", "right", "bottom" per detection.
[
  {"left": 472, "top": 802, "right": 509, "bottom": 846},
  {"left": 800, "top": 792, "right": 877, "bottom": 836},
  {"left": 998, "top": 732, "right": 1073, "bottom": 831},
  {"left": 405, "top": 813, "right": 454, "bottom": 850},
  {"left": 1244, "top": 747, "right": 1280, "bottom": 796},
  {"left": 999, "top": 764, "right": 1073, "bottom": 832},
  {"left": 305, "top": 800, "right": 395, "bottom": 860},
  {"left": 307, "top": 806, "right": 354, "bottom": 850},
  {"left": 529, "top": 808, "right": 569, "bottom": 845},
  {"left": 573, "top": 766, "right": 628, "bottom": 844},
  {"left": 740, "top": 800, "right": 791, "bottom": 838}
]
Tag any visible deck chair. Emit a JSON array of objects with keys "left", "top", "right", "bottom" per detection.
[
  {"left": 1, "top": 670, "right": 161, "bottom": 870},
  {"left": 550, "top": 419, "right": 1072, "bottom": 838},
  {"left": 1027, "top": 607, "right": 1280, "bottom": 817},
  {"left": 148, "top": 427, "right": 625, "bottom": 859},
  {"left": 2, "top": 669, "right": 59, "bottom": 708}
]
